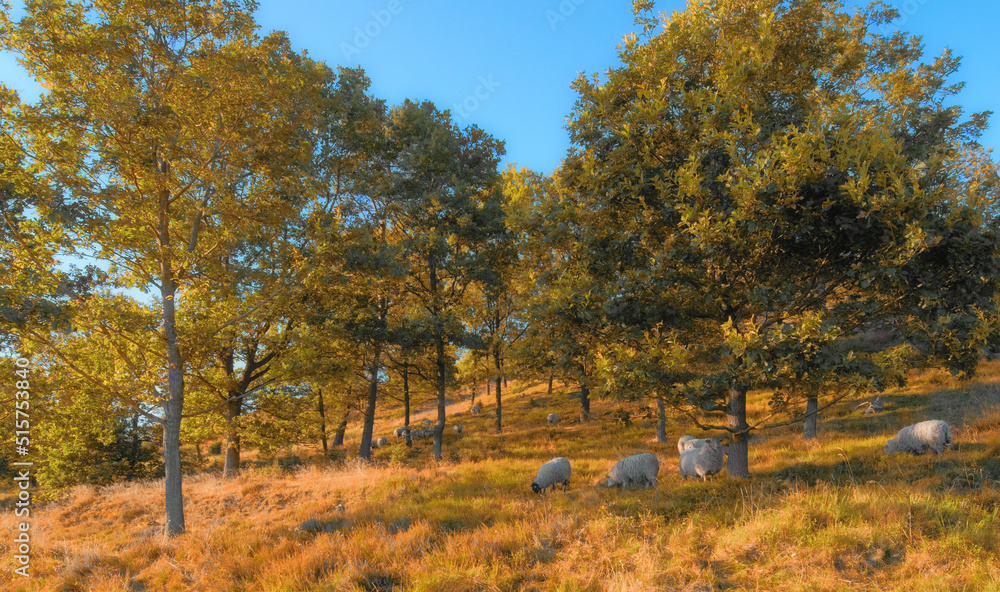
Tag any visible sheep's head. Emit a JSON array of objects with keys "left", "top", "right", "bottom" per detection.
[
  {"left": 883, "top": 438, "right": 896, "bottom": 455},
  {"left": 531, "top": 482, "right": 542, "bottom": 494}
]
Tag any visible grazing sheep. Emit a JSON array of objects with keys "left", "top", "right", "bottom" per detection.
[
  {"left": 606, "top": 453, "right": 659, "bottom": 489},
  {"left": 394, "top": 427, "right": 408, "bottom": 439},
  {"left": 547, "top": 413, "right": 559, "bottom": 425},
  {"left": 531, "top": 457, "right": 571, "bottom": 494},
  {"left": 453, "top": 424, "right": 463, "bottom": 434},
  {"left": 679, "top": 439, "right": 724, "bottom": 481},
  {"left": 376, "top": 437, "right": 388, "bottom": 447},
  {"left": 471, "top": 405, "right": 482, "bottom": 415},
  {"left": 422, "top": 418, "right": 432, "bottom": 427},
  {"left": 453, "top": 412, "right": 463, "bottom": 417},
  {"left": 370, "top": 440, "right": 380, "bottom": 450},
  {"left": 677, "top": 435, "right": 710, "bottom": 455},
  {"left": 884, "top": 420, "right": 952, "bottom": 455}
]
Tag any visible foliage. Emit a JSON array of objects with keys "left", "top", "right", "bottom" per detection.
[{"left": 556, "top": 0, "right": 1000, "bottom": 474}]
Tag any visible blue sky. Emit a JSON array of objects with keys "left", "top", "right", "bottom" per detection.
[{"left": 2, "top": 0, "right": 997, "bottom": 175}]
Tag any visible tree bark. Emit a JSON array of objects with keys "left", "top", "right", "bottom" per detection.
[
  {"left": 430, "top": 257, "right": 446, "bottom": 462},
  {"left": 656, "top": 397, "right": 668, "bottom": 443},
  {"left": 359, "top": 353, "right": 380, "bottom": 461},
  {"left": 727, "top": 383, "right": 751, "bottom": 478},
  {"left": 317, "top": 388, "right": 328, "bottom": 455},
  {"left": 403, "top": 366, "right": 413, "bottom": 447},
  {"left": 222, "top": 395, "right": 242, "bottom": 478},
  {"left": 403, "top": 366, "right": 411, "bottom": 427},
  {"left": 160, "top": 204, "right": 185, "bottom": 534},
  {"left": 129, "top": 411, "right": 141, "bottom": 475},
  {"left": 547, "top": 373, "right": 553, "bottom": 396},
  {"left": 333, "top": 411, "right": 348, "bottom": 447},
  {"left": 803, "top": 392, "right": 819, "bottom": 440},
  {"left": 493, "top": 340, "right": 503, "bottom": 433}
]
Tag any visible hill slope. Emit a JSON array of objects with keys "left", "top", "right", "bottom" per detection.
[{"left": 2, "top": 367, "right": 1000, "bottom": 591}]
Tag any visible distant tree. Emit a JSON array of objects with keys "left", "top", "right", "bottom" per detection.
[
  {"left": 388, "top": 100, "right": 507, "bottom": 460},
  {"left": 560, "top": 0, "right": 1000, "bottom": 476}
]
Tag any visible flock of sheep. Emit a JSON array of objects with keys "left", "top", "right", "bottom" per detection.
[
  {"left": 372, "top": 396, "right": 954, "bottom": 492},
  {"left": 531, "top": 418, "right": 954, "bottom": 494}
]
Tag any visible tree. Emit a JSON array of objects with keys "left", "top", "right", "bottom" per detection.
[
  {"left": 1, "top": 0, "right": 325, "bottom": 533},
  {"left": 388, "top": 100, "right": 506, "bottom": 461},
  {"left": 559, "top": 0, "right": 999, "bottom": 476}
]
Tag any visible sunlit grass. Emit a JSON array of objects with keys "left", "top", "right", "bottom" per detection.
[{"left": 2, "top": 367, "right": 1000, "bottom": 591}]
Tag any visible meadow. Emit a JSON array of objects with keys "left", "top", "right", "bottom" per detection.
[{"left": 2, "top": 364, "right": 1000, "bottom": 592}]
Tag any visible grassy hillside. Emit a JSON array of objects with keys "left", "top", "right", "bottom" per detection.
[{"left": 2, "top": 365, "right": 1000, "bottom": 591}]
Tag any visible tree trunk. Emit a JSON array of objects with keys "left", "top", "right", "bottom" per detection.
[
  {"left": 547, "top": 373, "right": 553, "bottom": 396},
  {"left": 727, "top": 384, "right": 751, "bottom": 478},
  {"left": 656, "top": 397, "right": 668, "bottom": 443},
  {"left": 195, "top": 443, "right": 202, "bottom": 465},
  {"left": 486, "top": 380, "right": 491, "bottom": 400},
  {"left": 430, "top": 257, "right": 446, "bottom": 462},
  {"left": 403, "top": 366, "right": 413, "bottom": 447},
  {"left": 493, "top": 343, "right": 503, "bottom": 433},
  {"left": 333, "top": 411, "right": 348, "bottom": 447},
  {"left": 579, "top": 380, "right": 590, "bottom": 422},
  {"left": 433, "top": 333, "right": 447, "bottom": 461},
  {"left": 403, "top": 366, "right": 411, "bottom": 427},
  {"left": 222, "top": 394, "right": 243, "bottom": 478},
  {"left": 803, "top": 393, "right": 819, "bottom": 440},
  {"left": 317, "top": 388, "right": 328, "bottom": 455},
  {"left": 128, "top": 411, "right": 141, "bottom": 475},
  {"left": 359, "top": 354, "right": 380, "bottom": 461},
  {"left": 160, "top": 242, "right": 185, "bottom": 535}
]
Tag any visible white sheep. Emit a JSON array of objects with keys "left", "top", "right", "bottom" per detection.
[
  {"left": 884, "top": 419, "right": 952, "bottom": 455},
  {"left": 453, "top": 412, "right": 463, "bottom": 417},
  {"left": 679, "top": 438, "right": 724, "bottom": 481},
  {"left": 606, "top": 453, "right": 659, "bottom": 489},
  {"left": 547, "top": 412, "right": 559, "bottom": 425},
  {"left": 394, "top": 427, "right": 407, "bottom": 439},
  {"left": 471, "top": 405, "right": 482, "bottom": 415},
  {"left": 677, "top": 435, "right": 710, "bottom": 455},
  {"left": 531, "top": 457, "right": 571, "bottom": 494},
  {"left": 453, "top": 424, "right": 463, "bottom": 434},
  {"left": 422, "top": 418, "right": 432, "bottom": 427},
  {"left": 376, "top": 437, "right": 388, "bottom": 447}
]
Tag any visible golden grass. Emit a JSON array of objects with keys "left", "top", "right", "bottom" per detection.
[{"left": 2, "top": 367, "right": 1000, "bottom": 591}]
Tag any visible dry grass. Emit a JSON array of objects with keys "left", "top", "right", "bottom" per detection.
[{"left": 2, "top": 367, "right": 1000, "bottom": 591}]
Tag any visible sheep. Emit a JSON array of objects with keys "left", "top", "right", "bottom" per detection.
[
  {"left": 884, "top": 419, "right": 952, "bottom": 455},
  {"left": 679, "top": 438, "right": 724, "bottom": 481},
  {"left": 422, "top": 418, "right": 432, "bottom": 427},
  {"left": 677, "top": 435, "right": 710, "bottom": 455},
  {"left": 453, "top": 424, "right": 463, "bottom": 434},
  {"left": 376, "top": 437, "right": 388, "bottom": 447},
  {"left": 453, "top": 412, "right": 463, "bottom": 417},
  {"left": 394, "top": 427, "right": 408, "bottom": 439},
  {"left": 857, "top": 396, "right": 885, "bottom": 415},
  {"left": 531, "top": 457, "right": 571, "bottom": 494},
  {"left": 471, "top": 405, "right": 482, "bottom": 415},
  {"left": 547, "top": 412, "right": 559, "bottom": 425},
  {"left": 605, "top": 453, "right": 659, "bottom": 489}
]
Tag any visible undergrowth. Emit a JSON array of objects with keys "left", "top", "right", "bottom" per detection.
[{"left": 2, "top": 365, "right": 1000, "bottom": 591}]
